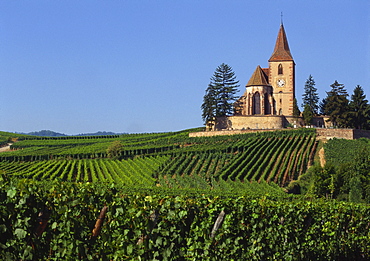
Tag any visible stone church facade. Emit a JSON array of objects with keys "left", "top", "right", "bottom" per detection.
[{"left": 214, "top": 24, "right": 327, "bottom": 130}]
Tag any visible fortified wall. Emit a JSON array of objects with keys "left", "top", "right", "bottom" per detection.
[
  {"left": 215, "top": 116, "right": 331, "bottom": 131},
  {"left": 190, "top": 128, "right": 370, "bottom": 140}
]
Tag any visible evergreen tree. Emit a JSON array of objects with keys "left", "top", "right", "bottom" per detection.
[
  {"left": 201, "top": 63, "right": 239, "bottom": 126},
  {"left": 319, "top": 98, "right": 327, "bottom": 115},
  {"left": 324, "top": 81, "right": 350, "bottom": 127},
  {"left": 348, "top": 85, "right": 370, "bottom": 129},
  {"left": 292, "top": 98, "right": 300, "bottom": 118},
  {"left": 302, "top": 75, "right": 319, "bottom": 114},
  {"left": 302, "top": 104, "right": 313, "bottom": 126},
  {"left": 201, "top": 83, "right": 217, "bottom": 125}
]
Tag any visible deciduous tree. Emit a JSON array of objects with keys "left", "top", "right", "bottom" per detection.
[{"left": 107, "top": 140, "right": 123, "bottom": 159}]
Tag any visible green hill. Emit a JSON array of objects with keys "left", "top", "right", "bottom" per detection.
[
  {"left": 1, "top": 128, "right": 370, "bottom": 260},
  {"left": 0, "top": 128, "right": 316, "bottom": 193}
]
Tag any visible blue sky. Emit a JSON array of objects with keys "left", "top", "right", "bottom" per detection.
[{"left": 0, "top": 1, "right": 369, "bottom": 134}]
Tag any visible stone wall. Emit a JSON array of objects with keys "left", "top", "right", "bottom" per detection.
[
  {"left": 190, "top": 128, "right": 370, "bottom": 140},
  {"left": 316, "top": 129, "right": 354, "bottom": 139},
  {"left": 214, "top": 115, "right": 332, "bottom": 132},
  {"left": 189, "top": 128, "right": 282, "bottom": 138},
  {"left": 316, "top": 129, "right": 370, "bottom": 140},
  {"left": 215, "top": 115, "right": 284, "bottom": 130}
]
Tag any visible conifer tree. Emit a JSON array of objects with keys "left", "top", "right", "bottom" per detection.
[
  {"left": 319, "top": 98, "right": 327, "bottom": 115},
  {"left": 348, "top": 85, "right": 370, "bottom": 129},
  {"left": 302, "top": 104, "right": 313, "bottom": 126},
  {"left": 302, "top": 75, "right": 319, "bottom": 115},
  {"left": 292, "top": 98, "right": 300, "bottom": 118},
  {"left": 201, "top": 63, "right": 239, "bottom": 126},
  {"left": 324, "top": 81, "right": 350, "bottom": 127}
]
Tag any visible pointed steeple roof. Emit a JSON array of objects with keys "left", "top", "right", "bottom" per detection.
[
  {"left": 268, "top": 24, "right": 293, "bottom": 62},
  {"left": 246, "top": 65, "right": 269, "bottom": 87}
]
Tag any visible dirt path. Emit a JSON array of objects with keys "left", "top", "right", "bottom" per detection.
[
  {"left": 0, "top": 143, "right": 12, "bottom": 153},
  {"left": 319, "top": 147, "right": 326, "bottom": 167}
]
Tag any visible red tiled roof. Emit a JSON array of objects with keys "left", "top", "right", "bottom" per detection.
[
  {"left": 246, "top": 65, "right": 269, "bottom": 87},
  {"left": 262, "top": 68, "right": 269, "bottom": 79},
  {"left": 269, "top": 24, "right": 293, "bottom": 62}
]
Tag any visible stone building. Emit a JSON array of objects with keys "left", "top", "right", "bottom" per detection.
[{"left": 214, "top": 23, "right": 328, "bottom": 130}]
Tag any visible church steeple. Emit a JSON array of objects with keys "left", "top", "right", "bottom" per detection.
[{"left": 268, "top": 24, "right": 293, "bottom": 62}]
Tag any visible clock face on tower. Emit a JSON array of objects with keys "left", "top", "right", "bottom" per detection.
[{"left": 277, "top": 79, "right": 285, "bottom": 87}]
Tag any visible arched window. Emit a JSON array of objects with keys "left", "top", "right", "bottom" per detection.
[
  {"left": 264, "top": 94, "right": 271, "bottom": 115},
  {"left": 279, "top": 108, "right": 283, "bottom": 115},
  {"left": 278, "top": 64, "right": 283, "bottom": 75},
  {"left": 252, "top": 92, "right": 260, "bottom": 115}
]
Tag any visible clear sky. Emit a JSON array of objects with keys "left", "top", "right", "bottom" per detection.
[{"left": 1, "top": 1, "right": 369, "bottom": 134}]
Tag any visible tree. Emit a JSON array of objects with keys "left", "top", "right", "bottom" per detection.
[
  {"left": 201, "top": 84, "right": 217, "bottom": 126},
  {"left": 107, "top": 141, "right": 123, "bottom": 159},
  {"left": 302, "top": 104, "right": 313, "bottom": 126},
  {"left": 319, "top": 98, "right": 327, "bottom": 115},
  {"left": 201, "top": 63, "right": 239, "bottom": 126},
  {"left": 292, "top": 98, "right": 300, "bottom": 118},
  {"left": 302, "top": 75, "right": 319, "bottom": 115},
  {"left": 324, "top": 81, "right": 350, "bottom": 127},
  {"left": 348, "top": 85, "right": 370, "bottom": 129}
]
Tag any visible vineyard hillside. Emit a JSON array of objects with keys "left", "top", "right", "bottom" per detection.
[
  {"left": 0, "top": 128, "right": 317, "bottom": 191},
  {"left": 2, "top": 129, "right": 370, "bottom": 260}
]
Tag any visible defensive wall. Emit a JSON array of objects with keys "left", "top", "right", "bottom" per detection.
[
  {"left": 214, "top": 115, "right": 331, "bottom": 131},
  {"left": 190, "top": 128, "right": 370, "bottom": 140}
]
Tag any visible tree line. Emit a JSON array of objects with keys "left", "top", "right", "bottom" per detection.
[
  {"left": 201, "top": 63, "right": 370, "bottom": 129},
  {"left": 300, "top": 75, "right": 370, "bottom": 129}
]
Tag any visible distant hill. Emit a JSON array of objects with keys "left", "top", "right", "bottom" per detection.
[
  {"left": 75, "top": 131, "right": 121, "bottom": 136},
  {"left": 27, "top": 130, "right": 67, "bottom": 137},
  {"left": 26, "top": 130, "right": 121, "bottom": 137}
]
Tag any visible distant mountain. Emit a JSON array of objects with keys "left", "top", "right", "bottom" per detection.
[{"left": 25, "top": 130, "right": 121, "bottom": 137}]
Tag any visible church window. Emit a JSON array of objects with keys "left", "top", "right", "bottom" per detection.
[
  {"left": 279, "top": 108, "right": 283, "bottom": 115},
  {"left": 278, "top": 64, "right": 283, "bottom": 75},
  {"left": 264, "top": 94, "right": 271, "bottom": 115},
  {"left": 252, "top": 92, "right": 260, "bottom": 115}
]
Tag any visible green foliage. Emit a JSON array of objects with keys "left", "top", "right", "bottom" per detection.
[
  {"left": 348, "top": 85, "right": 370, "bottom": 129},
  {"left": 307, "top": 138, "right": 370, "bottom": 203},
  {"left": 201, "top": 63, "right": 240, "bottom": 125},
  {"left": 0, "top": 129, "right": 317, "bottom": 194},
  {"left": 107, "top": 140, "right": 123, "bottom": 159},
  {"left": 302, "top": 74, "right": 319, "bottom": 114},
  {"left": 303, "top": 104, "right": 314, "bottom": 126},
  {"left": 0, "top": 178, "right": 369, "bottom": 260},
  {"left": 293, "top": 97, "right": 301, "bottom": 118},
  {"left": 324, "top": 81, "right": 350, "bottom": 127}
]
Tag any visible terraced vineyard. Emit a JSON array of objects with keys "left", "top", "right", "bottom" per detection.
[{"left": 0, "top": 128, "right": 316, "bottom": 188}]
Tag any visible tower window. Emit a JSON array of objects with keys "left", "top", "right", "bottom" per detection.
[{"left": 278, "top": 64, "right": 283, "bottom": 75}]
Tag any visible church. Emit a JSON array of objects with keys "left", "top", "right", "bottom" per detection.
[{"left": 214, "top": 23, "right": 324, "bottom": 130}]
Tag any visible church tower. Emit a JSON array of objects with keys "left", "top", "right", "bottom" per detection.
[{"left": 268, "top": 24, "right": 295, "bottom": 116}]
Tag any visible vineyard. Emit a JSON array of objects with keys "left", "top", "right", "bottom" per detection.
[
  {"left": 1, "top": 178, "right": 369, "bottom": 260},
  {"left": 1, "top": 128, "right": 370, "bottom": 260},
  {"left": 0, "top": 128, "right": 317, "bottom": 188}
]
